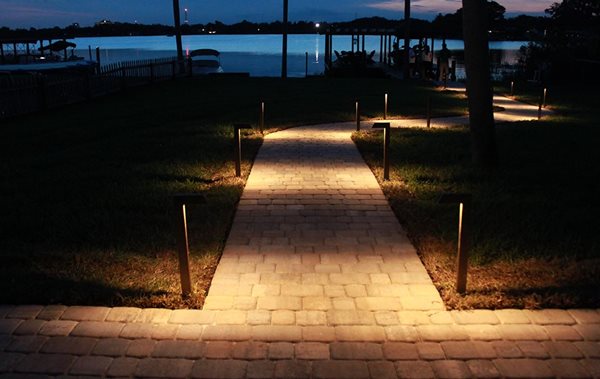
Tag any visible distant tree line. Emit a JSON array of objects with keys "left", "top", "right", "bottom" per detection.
[
  {"left": 0, "top": 9, "right": 549, "bottom": 42},
  {"left": 522, "top": 0, "right": 600, "bottom": 82}
]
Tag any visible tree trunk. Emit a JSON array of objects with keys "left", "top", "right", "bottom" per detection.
[
  {"left": 403, "top": 0, "right": 411, "bottom": 79},
  {"left": 282, "top": 0, "right": 289, "bottom": 79},
  {"left": 173, "top": 0, "right": 184, "bottom": 73},
  {"left": 462, "top": 0, "right": 498, "bottom": 167}
]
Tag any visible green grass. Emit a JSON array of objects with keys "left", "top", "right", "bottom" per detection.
[
  {"left": 0, "top": 76, "right": 467, "bottom": 307},
  {"left": 353, "top": 82, "right": 600, "bottom": 308}
]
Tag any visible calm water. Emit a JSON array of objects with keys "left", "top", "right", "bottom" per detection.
[{"left": 72, "top": 35, "right": 528, "bottom": 78}]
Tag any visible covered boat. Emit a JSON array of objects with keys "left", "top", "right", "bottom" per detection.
[{"left": 189, "top": 49, "right": 223, "bottom": 75}]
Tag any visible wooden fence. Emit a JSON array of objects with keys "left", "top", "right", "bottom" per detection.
[{"left": 0, "top": 57, "right": 186, "bottom": 119}]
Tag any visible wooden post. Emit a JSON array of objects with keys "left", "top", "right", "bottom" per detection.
[
  {"left": 379, "top": 35, "right": 383, "bottom": 63},
  {"left": 324, "top": 32, "right": 330, "bottom": 72},
  {"left": 356, "top": 101, "right": 360, "bottom": 131},
  {"left": 88, "top": 45, "right": 92, "bottom": 61},
  {"left": 439, "top": 194, "right": 471, "bottom": 294},
  {"left": 282, "top": 0, "right": 289, "bottom": 79},
  {"left": 95, "top": 47, "right": 101, "bottom": 75},
  {"left": 372, "top": 122, "right": 391, "bottom": 180},
  {"left": 388, "top": 34, "right": 392, "bottom": 65},
  {"left": 305, "top": 52, "right": 308, "bottom": 77},
  {"left": 362, "top": 34, "right": 366, "bottom": 53},
  {"left": 450, "top": 59, "right": 456, "bottom": 81},
  {"left": 382, "top": 35, "right": 387, "bottom": 64},
  {"left": 329, "top": 34, "right": 333, "bottom": 69}
]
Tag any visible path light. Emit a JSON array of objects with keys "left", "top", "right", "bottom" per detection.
[
  {"left": 173, "top": 193, "right": 206, "bottom": 298},
  {"left": 259, "top": 101, "right": 265, "bottom": 134},
  {"left": 510, "top": 81, "right": 514, "bottom": 97},
  {"left": 372, "top": 122, "right": 391, "bottom": 180},
  {"left": 543, "top": 87, "right": 547, "bottom": 108},
  {"left": 355, "top": 101, "right": 360, "bottom": 131},
  {"left": 234, "top": 124, "right": 252, "bottom": 177},
  {"left": 384, "top": 93, "right": 388, "bottom": 119},
  {"left": 438, "top": 193, "right": 472, "bottom": 294},
  {"left": 427, "top": 96, "right": 432, "bottom": 128}
]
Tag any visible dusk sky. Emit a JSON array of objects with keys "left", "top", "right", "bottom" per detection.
[{"left": 1, "top": 0, "right": 555, "bottom": 29}]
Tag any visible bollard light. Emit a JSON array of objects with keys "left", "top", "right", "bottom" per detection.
[
  {"left": 439, "top": 193, "right": 472, "bottom": 294},
  {"left": 372, "top": 122, "right": 391, "bottom": 180},
  {"left": 426, "top": 96, "right": 432, "bottom": 128},
  {"left": 355, "top": 101, "right": 360, "bottom": 131},
  {"left": 234, "top": 124, "right": 252, "bottom": 177},
  {"left": 384, "top": 93, "right": 388, "bottom": 119},
  {"left": 173, "top": 193, "right": 206, "bottom": 298},
  {"left": 259, "top": 102, "right": 265, "bottom": 134},
  {"left": 542, "top": 87, "right": 547, "bottom": 108},
  {"left": 510, "top": 81, "right": 514, "bottom": 97}
]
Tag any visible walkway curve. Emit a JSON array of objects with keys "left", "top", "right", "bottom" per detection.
[{"left": 362, "top": 89, "right": 553, "bottom": 129}]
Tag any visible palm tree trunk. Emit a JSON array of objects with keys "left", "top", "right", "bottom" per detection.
[
  {"left": 282, "top": 0, "right": 289, "bottom": 79},
  {"left": 462, "top": 0, "right": 498, "bottom": 167},
  {"left": 403, "top": 0, "right": 411, "bottom": 79}
]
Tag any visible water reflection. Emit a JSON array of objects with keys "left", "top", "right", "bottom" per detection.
[{"left": 69, "top": 35, "right": 527, "bottom": 78}]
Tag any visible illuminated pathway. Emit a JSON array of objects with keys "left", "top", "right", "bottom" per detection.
[
  {"left": 206, "top": 123, "right": 445, "bottom": 314},
  {"left": 372, "top": 90, "right": 553, "bottom": 129},
  {"left": 1, "top": 122, "right": 599, "bottom": 378}
]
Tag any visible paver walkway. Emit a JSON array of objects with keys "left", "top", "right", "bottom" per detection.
[
  {"left": 205, "top": 123, "right": 444, "bottom": 315},
  {"left": 1, "top": 119, "right": 599, "bottom": 378}
]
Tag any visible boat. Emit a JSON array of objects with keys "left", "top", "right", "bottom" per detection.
[{"left": 188, "top": 49, "right": 223, "bottom": 75}]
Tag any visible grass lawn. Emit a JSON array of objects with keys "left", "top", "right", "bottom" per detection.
[
  {"left": 0, "top": 76, "right": 466, "bottom": 308},
  {"left": 353, "top": 81, "right": 600, "bottom": 309}
]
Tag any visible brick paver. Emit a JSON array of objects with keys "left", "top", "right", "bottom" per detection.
[{"left": 1, "top": 123, "right": 599, "bottom": 378}]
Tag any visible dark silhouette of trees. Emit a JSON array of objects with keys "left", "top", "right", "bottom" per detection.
[{"left": 431, "top": 1, "right": 507, "bottom": 39}]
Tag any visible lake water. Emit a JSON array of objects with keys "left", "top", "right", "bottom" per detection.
[{"left": 72, "top": 35, "right": 528, "bottom": 78}]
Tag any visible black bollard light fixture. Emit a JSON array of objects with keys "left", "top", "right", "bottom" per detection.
[
  {"left": 438, "top": 193, "right": 472, "bottom": 294},
  {"left": 173, "top": 193, "right": 206, "bottom": 298},
  {"left": 234, "top": 124, "right": 252, "bottom": 177},
  {"left": 372, "top": 122, "right": 391, "bottom": 180}
]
